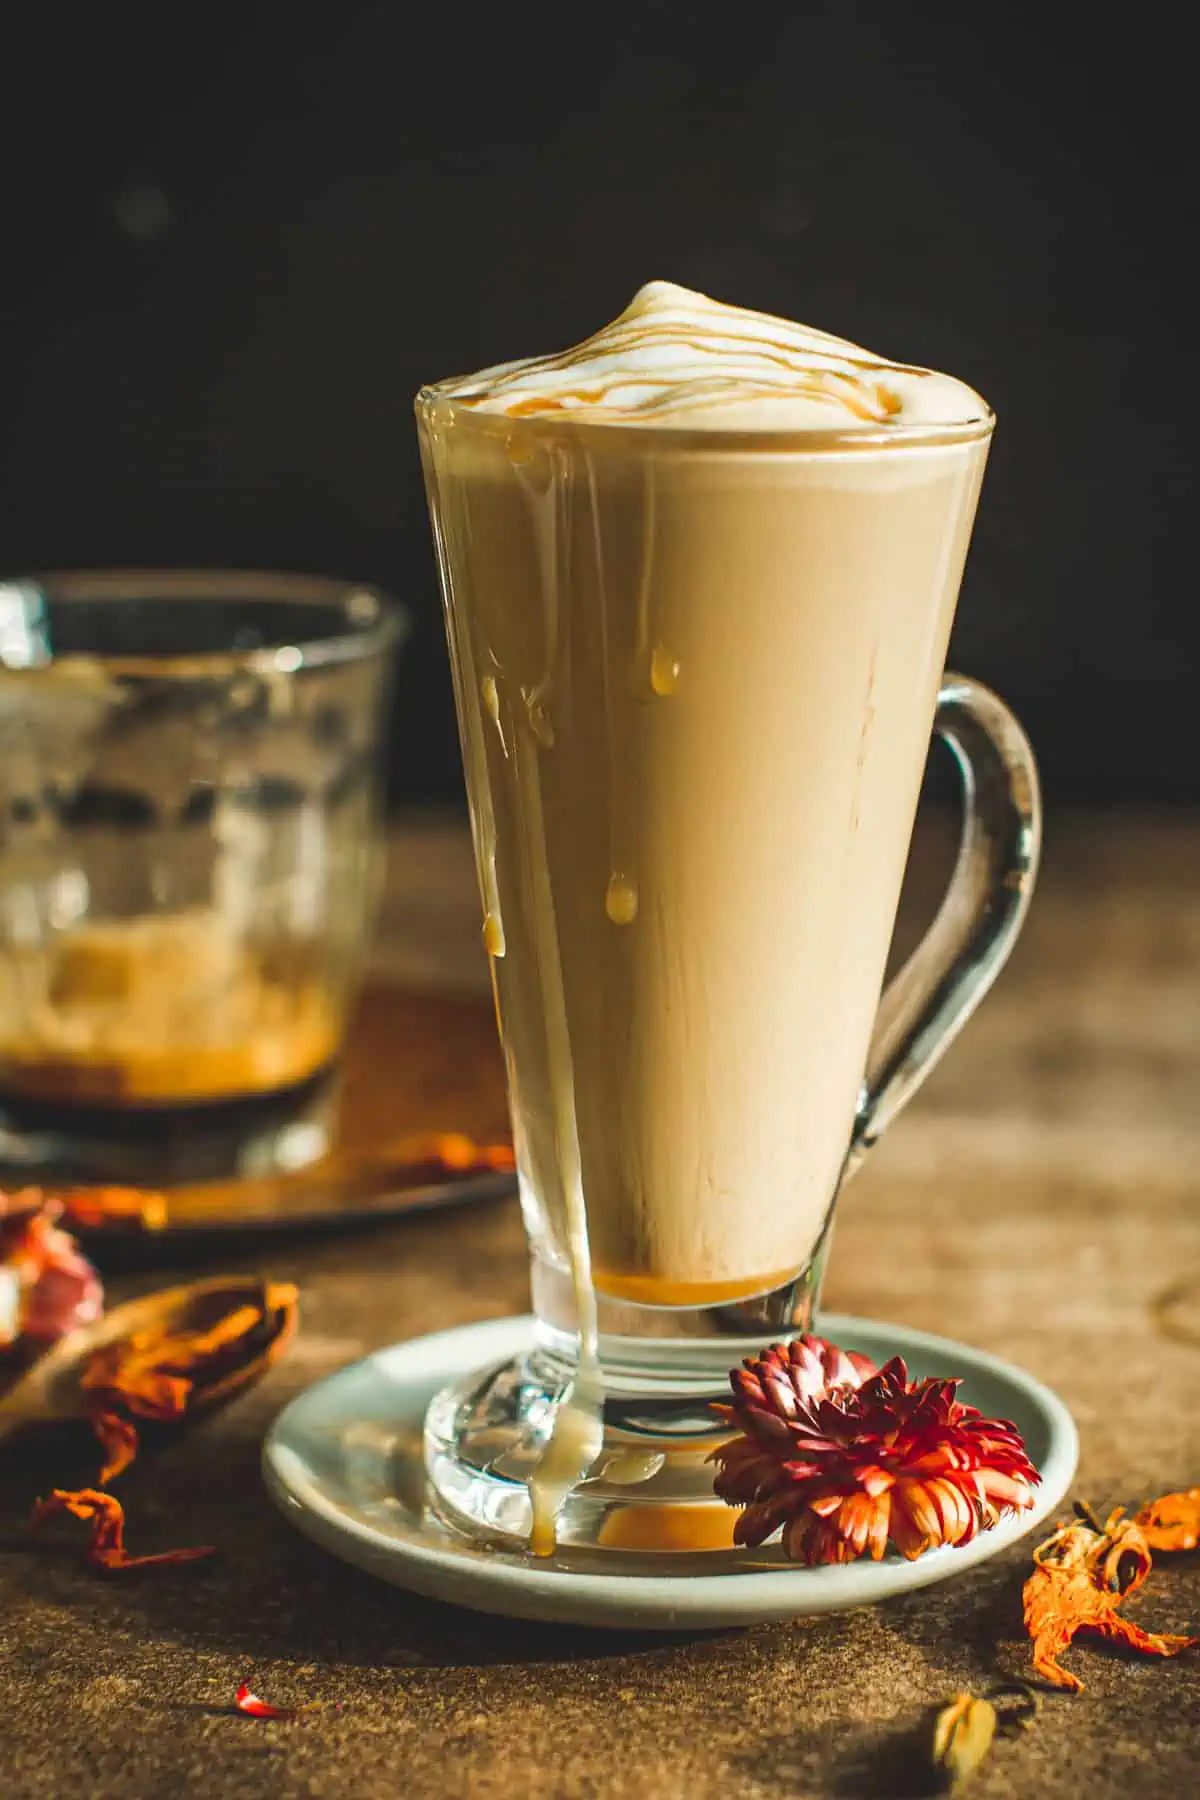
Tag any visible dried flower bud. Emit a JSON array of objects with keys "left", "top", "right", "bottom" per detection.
[{"left": 931, "top": 1692, "right": 997, "bottom": 1790}]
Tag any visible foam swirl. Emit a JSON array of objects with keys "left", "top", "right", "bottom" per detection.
[{"left": 430, "top": 281, "right": 988, "bottom": 431}]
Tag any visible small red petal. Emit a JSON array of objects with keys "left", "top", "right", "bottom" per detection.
[
  {"left": 733, "top": 1499, "right": 792, "bottom": 1548},
  {"left": 765, "top": 1375, "right": 800, "bottom": 1419},
  {"left": 808, "top": 1492, "right": 844, "bottom": 1518},
  {"left": 838, "top": 1492, "right": 885, "bottom": 1558},
  {"left": 977, "top": 1469, "right": 1037, "bottom": 1511},
  {"left": 780, "top": 1461, "right": 833, "bottom": 1483},
  {"left": 890, "top": 1505, "right": 936, "bottom": 1560},
  {"left": 867, "top": 1492, "right": 892, "bottom": 1560},
  {"left": 234, "top": 1683, "right": 316, "bottom": 1720},
  {"left": 786, "top": 1511, "right": 845, "bottom": 1565},
  {"left": 895, "top": 1478, "right": 942, "bottom": 1548},
  {"left": 929, "top": 1477, "right": 978, "bottom": 1546},
  {"left": 747, "top": 1406, "right": 795, "bottom": 1446}
]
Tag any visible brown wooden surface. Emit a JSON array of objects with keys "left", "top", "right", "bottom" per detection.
[
  {"left": 338, "top": 984, "right": 508, "bottom": 1152},
  {"left": 3, "top": 809, "right": 1199, "bottom": 1800}
]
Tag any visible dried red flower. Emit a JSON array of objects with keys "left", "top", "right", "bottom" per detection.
[
  {"left": 1134, "top": 1486, "right": 1200, "bottom": 1554},
  {"left": 709, "top": 1335, "right": 1039, "bottom": 1565},
  {"left": 31, "top": 1487, "right": 215, "bottom": 1571},
  {"left": 0, "top": 1190, "right": 103, "bottom": 1351},
  {"left": 1023, "top": 1507, "right": 1198, "bottom": 1691}
]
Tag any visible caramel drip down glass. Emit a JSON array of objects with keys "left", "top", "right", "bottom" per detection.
[{"left": 417, "top": 394, "right": 1039, "bottom": 1556}]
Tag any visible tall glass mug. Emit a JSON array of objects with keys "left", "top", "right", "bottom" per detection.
[
  {"left": 417, "top": 397, "right": 1040, "bottom": 1553},
  {"left": 0, "top": 572, "right": 404, "bottom": 1183}
]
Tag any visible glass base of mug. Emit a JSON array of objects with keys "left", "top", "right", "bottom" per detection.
[
  {"left": 424, "top": 1237, "right": 831, "bottom": 1555},
  {"left": 0, "top": 1065, "right": 338, "bottom": 1186}
]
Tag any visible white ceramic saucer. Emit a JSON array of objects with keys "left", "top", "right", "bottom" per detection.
[{"left": 262, "top": 1313, "right": 1078, "bottom": 1630}]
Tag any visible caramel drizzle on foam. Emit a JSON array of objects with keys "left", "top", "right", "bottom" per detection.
[{"left": 443, "top": 292, "right": 921, "bottom": 425}]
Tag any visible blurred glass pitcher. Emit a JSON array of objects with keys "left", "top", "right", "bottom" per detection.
[{"left": 0, "top": 570, "right": 405, "bottom": 1184}]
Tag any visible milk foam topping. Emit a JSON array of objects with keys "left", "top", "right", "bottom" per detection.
[{"left": 433, "top": 281, "right": 988, "bottom": 430}]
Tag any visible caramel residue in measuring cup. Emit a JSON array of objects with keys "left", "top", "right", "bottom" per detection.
[{"left": 0, "top": 914, "right": 337, "bottom": 1106}]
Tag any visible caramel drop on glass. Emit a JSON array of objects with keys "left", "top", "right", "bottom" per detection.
[
  {"left": 605, "top": 875, "right": 638, "bottom": 925},
  {"left": 649, "top": 646, "right": 680, "bottom": 696}
]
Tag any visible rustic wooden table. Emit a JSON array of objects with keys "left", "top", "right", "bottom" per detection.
[{"left": 3, "top": 810, "right": 1198, "bottom": 1799}]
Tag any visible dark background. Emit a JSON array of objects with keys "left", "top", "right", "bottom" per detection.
[{"left": 1, "top": 3, "right": 1194, "bottom": 805}]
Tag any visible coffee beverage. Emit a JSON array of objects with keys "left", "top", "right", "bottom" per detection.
[
  {"left": 420, "top": 282, "right": 990, "bottom": 1307},
  {"left": 418, "top": 284, "right": 1045, "bottom": 1559}
]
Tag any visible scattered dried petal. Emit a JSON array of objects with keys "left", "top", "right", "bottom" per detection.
[
  {"left": 90, "top": 1409, "right": 141, "bottom": 1485},
  {"left": 1135, "top": 1487, "right": 1200, "bottom": 1554},
  {"left": 233, "top": 1682, "right": 327, "bottom": 1720},
  {"left": 1023, "top": 1508, "right": 1198, "bottom": 1691},
  {"left": 54, "top": 1187, "right": 169, "bottom": 1234},
  {"left": 80, "top": 1280, "right": 299, "bottom": 1479},
  {"left": 931, "top": 1692, "right": 997, "bottom": 1790},
  {"left": 391, "top": 1133, "right": 515, "bottom": 1177},
  {"left": 0, "top": 1190, "right": 103, "bottom": 1350},
  {"left": 710, "top": 1336, "right": 1038, "bottom": 1566},
  {"left": 31, "top": 1488, "right": 214, "bottom": 1571},
  {"left": 234, "top": 1683, "right": 299, "bottom": 1720}
]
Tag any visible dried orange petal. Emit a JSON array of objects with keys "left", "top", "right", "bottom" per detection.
[
  {"left": 1024, "top": 1510, "right": 1197, "bottom": 1691},
  {"left": 1135, "top": 1487, "right": 1200, "bottom": 1554},
  {"left": 81, "top": 1281, "right": 299, "bottom": 1477},
  {"left": 32, "top": 1487, "right": 214, "bottom": 1570}
]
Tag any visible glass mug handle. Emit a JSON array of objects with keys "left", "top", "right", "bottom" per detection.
[{"left": 844, "top": 672, "right": 1042, "bottom": 1181}]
